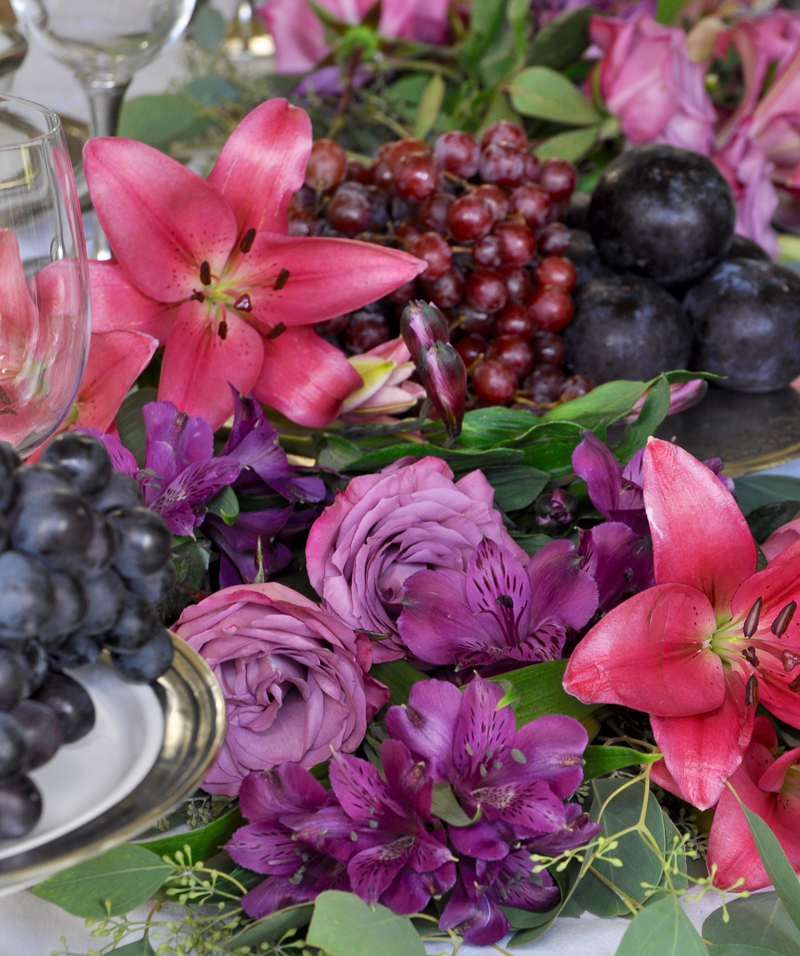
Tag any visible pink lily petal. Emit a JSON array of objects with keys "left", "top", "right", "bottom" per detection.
[
  {"left": 32, "top": 258, "right": 85, "bottom": 321},
  {"left": 83, "top": 138, "right": 238, "bottom": 302},
  {"left": 207, "top": 99, "right": 311, "bottom": 239},
  {"left": 253, "top": 326, "right": 362, "bottom": 427},
  {"left": 234, "top": 233, "right": 426, "bottom": 330},
  {"left": 563, "top": 583, "right": 725, "bottom": 717},
  {"left": 74, "top": 330, "right": 158, "bottom": 432},
  {"left": 159, "top": 300, "right": 265, "bottom": 431},
  {"left": 730, "top": 548, "right": 800, "bottom": 642},
  {"left": 759, "top": 744, "right": 800, "bottom": 793},
  {"left": 643, "top": 439, "right": 756, "bottom": 613},
  {"left": 88, "top": 260, "right": 178, "bottom": 344},
  {"left": 0, "top": 228, "right": 35, "bottom": 332},
  {"left": 650, "top": 667, "right": 754, "bottom": 810}
]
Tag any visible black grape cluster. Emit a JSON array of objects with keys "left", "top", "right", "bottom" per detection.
[{"left": 0, "top": 432, "right": 175, "bottom": 839}]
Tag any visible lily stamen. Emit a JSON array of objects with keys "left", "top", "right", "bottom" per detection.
[
  {"left": 200, "top": 260, "right": 211, "bottom": 286},
  {"left": 743, "top": 596, "right": 763, "bottom": 637},
  {"left": 772, "top": 601, "right": 797, "bottom": 637},
  {"left": 239, "top": 227, "right": 256, "bottom": 253}
]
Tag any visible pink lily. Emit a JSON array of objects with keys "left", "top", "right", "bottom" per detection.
[
  {"left": 563, "top": 438, "right": 800, "bottom": 810},
  {"left": 84, "top": 98, "right": 426, "bottom": 431},
  {"left": 707, "top": 715, "right": 800, "bottom": 890}
]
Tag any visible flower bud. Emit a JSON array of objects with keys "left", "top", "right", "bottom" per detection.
[
  {"left": 400, "top": 299, "right": 449, "bottom": 358},
  {"left": 534, "top": 488, "right": 577, "bottom": 532},
  {"left": 417, "top": 340, "right": 467, "bottom": 441}
]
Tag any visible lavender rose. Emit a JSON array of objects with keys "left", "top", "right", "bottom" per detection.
[
  {"left": 173, "top": 582, "right": 388, "bottom": 796},
  {"left": 306, "top": 456, "right": 528, "bottom": 661}
]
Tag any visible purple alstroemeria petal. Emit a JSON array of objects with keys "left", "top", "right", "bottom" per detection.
[
  {"left": 508, "top": 618, "right": 567, "bottom": 663},
  {"left": 151, "top": 456, "right": 242, "bottom": 535},
  {"left": 238, "top": 764, "right": 332, "bottom": 822},
  {"left": 241, "top": 874, "right": 314, "bottom": 918},
  {"left": 407, "top": 828, "right": 457, "bottom": 875},
  {"left": 290, "top": 806, "right": 362, "bottom": 861},
  {"left": 224, "top": 821, "right": 300, "bottom": 875},
  {"left": 329, "top": 750, "right": 407, "bottom": 828},
  {"left": 381, "top": 738, "right": 434, "bottom": 820},
  {"left": 447, "top": 817, "right": 516, "bottom": 862},
  {"left": 526, "top": 804, "right": 601, "bottom": 856},
  {"left": 439, "top": 873, "right": 511, "bottom": 947},
  {"left": 80, "top": 429, "right": 138, "bottom": 476},
  {"left": 573, "top": 431, "right": 649, "bottom": 536},
  {"left": 347, "top": 841, "right": 411, "bottom": 905},
  {"left": 385, "top": 679, "right": 461, "bottom": 782},
  {"left": 525, "top": 539, "right": 598, "bottom": 632},
  {"left": 621, "top": 447, "right": 645, "bottom": 487},
  {"left": 381, "top": 858, "right": 456, "bottom": 915},
  {"left": 513, "top": 714, "right": 588, "bottom": 800},
  {"left": 144, "top": 400, "right": 215, "bottom": 482},
  {"left": 466, "top": 538, "right": 533, "bottom": 647},
  {"left": 203, "top": 507, "right": 293, "bottom": 586},
  {"left": 452, "top": 677, "right": 517, "bottom": 783},
  {"left": 578, "top": 522, "right": 655, "bottom": 613},
  {"left": 496, "top": 848, "right": 560, "bottom": 912},
  {"left": 398, "top": 568, "right": 491, "bottom": 665},
  {"left": 475, "top": 776, "right": 567, "bottom": 834}
]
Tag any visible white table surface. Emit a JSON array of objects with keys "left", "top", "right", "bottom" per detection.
[{"left": 3, "top": 16, "right": 800, "bottom": 952}]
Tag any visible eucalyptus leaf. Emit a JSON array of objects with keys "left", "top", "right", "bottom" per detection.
[
  {"left": 307, "top": 890, "right": 425, "bottom": 956},
  {"left": 115, "top": 387, "right": 158, "bottom": 466},
  {"left": 140, "top": 806, "right": 244, "bottom": 863},
  {"left": 708, "top": 944, "right": 792, "bottom": 955},
  {"left": 206, "top": 486, "right": 239, "bottom": 525},
  {"left": 32, "top": 845, "right": 176, "bottom": 918},
  {"left": 370, "top": 658, "right": 428, "bottom": 706},
  {"left": 534, "top": 125, "right": 600, "bottom": 162},
  {"left": 615, "top": 895, "right": 708, "bottom": 956},
  {"left": 704, "top": 892, "right": 800, "bottom": 955},
  {"left": 528, "top": 7, "right": 596, "bottom": 70},
  {"left": 582, "top": 745, "right": 661, "bottom": 780},
  {"left": 223, "top": 902, "right": 314, "bottom": 949},
  {"left": 413, "top": 73, "right": 445, "bottom": 139},
  {"left": 508, "top": 66, "right": 601, "bottom": 126},
  {"left": 734, "top": 475, "right": 800, "bottom": 515},
  {"left": 501, "top": 903, "right": 560, "bottom": 930},
  {"left": 191, "top": 3, "right": 227, "bottom": 50},
  {"left": 185, "top": 74, "right": 243, "bottom": 107},
  {"left": 492, "top": 659, "right": 601, "bottom": 725},
  {"left": 101, "top": 940, "right": 156, "bottom": 956},
  {"left": 318, "top": 434, "right": 363, "bottom": 471},
  {"left": 431, "top": 782, "right": 475, "bottom": 826},
  {"left": 118, "top": 94, "right": 208, "bottom": 147}
]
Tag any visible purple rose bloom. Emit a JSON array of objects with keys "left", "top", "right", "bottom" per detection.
[
  {"left": 173, "top": 582, "right": 389, "bottom": 796},
  {"left": 306, "top": 457, "right": 528, "bottom": 662}
]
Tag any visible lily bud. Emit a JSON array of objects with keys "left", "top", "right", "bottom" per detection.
[
  {"left": 417, "top": 340, "right": 467, "bottom": 441},
  {"left": 534, "top": 488, "right": 578, "bottom": 532},
  {"left": 400, "top": 299, "right": 449, "bottom": 359}
]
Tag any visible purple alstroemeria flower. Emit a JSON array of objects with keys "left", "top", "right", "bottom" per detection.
[
  {"left": 397, "top": 537, "right": 598, "bottom": 668},
  {"left": 572, "top": 431, "right": 649, "bottom": 537},
  {"left": 577, "top": 521, "right": 655, "bottom": 614},
  {"left": 387, "top": 676, "right": 589, "bottom": 839},
  {"left": 314, "top": 740, "right": 457, "bottom": 915},
  {"left": 223, "top": 387, "right": 326, "bottom": 503},
  {"left": 83, "top": 401, "right": 242, "bottom": 537},
  {"left": 225, "top": 764, "right": 352, "bottom": 918},
  {"left": 204, "top": 509, "right": 293, "bottom": 589}
]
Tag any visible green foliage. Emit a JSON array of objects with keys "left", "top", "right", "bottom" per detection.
[
  {"left": 191, "top": 3, "right": 227, "bottom": 51},
  {"left": 206, "top": 485, "right": 239, "bottom": 525},
  {"left": 528, "top": 7, "right": 596, "bottom": 70},
  {"left": 535, "top": 124, "right": 600, "bottom": 161},
  {"left": 32, "top": 844, "right": 176, "bottom": 918},
  {"left": 413, "top": 74, "right": 446, "bottom": 138},
  {"left": 140, "top": 806, "right": 244, "bottom": 862},
  {"left": 746, "top": 500, "right": 800, "bottom": 544},
  {"left": 118, "top": 94, "right": 209, "bottom": 148},
  {"left": 704, "top": 893, "right": 800, "bottom": 955},
  {"left": 223, "top": 902, "right": 314, "bottom": 949},
  {"left": 582, "top": 745, "right": 661, "bottom": 780},
  {"left": 493, "top": 658, "right": 601, "bottom": 725},
  {"left": 509, "top": 66, "right": 602, "bottom": 125},
  {"left": 734, "top": 475, "right": 800, "bottom": 515},
  {"left": 306, "top": 891, "right": 425, "bottom": 956},
  {"left": 615, "top": 894, "right": 708, "bottom": 956},
  {"left": 370, "top": 658, "right": 428, "bottom": 707},
  {"left": 115, "top": 387, "right": 158, "bottom": 467}
]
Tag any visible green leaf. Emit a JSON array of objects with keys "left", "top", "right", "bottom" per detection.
[
  {"left": 413, "top": 74, "right": 446, "bottom": 139},
  {"left": 32, "top": 844, "right": 176, "bottom": 918},
  {"left": 514, "top": 420, "right": 586, "bottom": 478},
  {"left": 656, "top": 0, "right": 687, "bottom": 24},
  {"left": 431, "top": 782, "right": 475, "bottom": 826},
  {"left": 582, "top": 745, "right": 661, "bottom": 780},
  {"left": 479, "top": 29, "right": 522, "bottom": 90},
  {"left": 306, "top": 890, "right": 425, "bottom": 956},
  {"left": 708, "top": 945, "right": 794, "bottom": 955},
  {"left": 746, "top": 500, "right": 800, "bottom": 544},
  {"left": 509, "top": 66, "right": 601, "bottom": 126},
  {"left": 542, "top": 379, "right": 650, "bottom": 426},
  {"left": 191, "top": 3, "right": 227, "bottom": 50},
  {"left": 115, "top": 387, "right": 158, "bottom": 467},
  {"left": 185, "top": 74, "right": 243, "bottom": 107},
  {"left": 615, "top": 895, "right": 708, "bottom": 956},
  {"left": 734, "top": 475, "right": 800, "bottom": 515},
  {"left": 370, "top": 659, "right": 428, "bottom": 707},
  {"left": 528, "top": 7, "right": 596, "bottom": 70},
  {"left": 493, "top": 659, "right": 601, "bottom": 725},
  {"left": 118, "top": 94, "right": 208, "bottom": 147},
  {"left": 384, "top": 73, "right": 429, "bottom": 110},
  {"left": 346, "top": 443, "right": 525, "bottom": 476},
  {"left": 481, "top": 464, "right": 549, "bottom": 511},
  {"left": 704, "top": 892, "right": 800, "bottom": 955},
  {"left": 463, "top": 0, "right": 508, "bottom": 63},
  {"left": 511, "top": 532, "right": 555, "bottom": 556},
  {"left": 460, "top": 407, "right": 542, "bottom": 447},
  {"left": 615, "top": 375, "right": 672, "bottom": 463},
  {"left": 140, "top": 806, "right": 244, "bottom": 862},
  {"left": 501, "top": 903, "right": 560, "bottom": 930},
  {"left": 206, "top": 486, "right": 239, "bottom": 526},
  {"left": 737, "top": 797, "right": 800, "bottom": 930},
  {"left": 102, "top": 940, "right": 156, "bottom": 956},
  {"left": 318, "top": 434, "right": 364, "bottom": 471},
  {"left": 573, "top": 779, "right": 666, "bottom": 917},
  {"left": 224, "top": 902, "right": 314, "bottom": 949},
  {"left": 534, "top": 125, "right": 600, "bottom": 162}
]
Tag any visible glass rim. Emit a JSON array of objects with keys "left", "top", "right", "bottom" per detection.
[{"left": 0, "top": 95, "right": 62, "bottom": 149}]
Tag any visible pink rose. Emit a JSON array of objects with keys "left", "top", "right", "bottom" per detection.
[
  {"left": 590, "top": 12, "right": 716, "bottom": 153},
  {"left": 305, "top": 456, "right": 528, "bottom": 662},
  {"left": 173, "top": 582, "right": 388, "bottom": 796}
]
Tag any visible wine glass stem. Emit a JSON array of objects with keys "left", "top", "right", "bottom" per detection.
[{"left": 79, "top": 77, "right": 131, "bottom": 259}]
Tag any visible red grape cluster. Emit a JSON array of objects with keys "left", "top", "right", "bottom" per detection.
[{"left": 289, "top": 121, "right": 596, "bottom": 410}]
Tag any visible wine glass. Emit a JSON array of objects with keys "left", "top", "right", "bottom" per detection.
[
  {"left": 0, "top": 95, "right": 90, "bottom": 457},
  {"left": 9, "top": 0, "right": 196, "bottom": 140}
]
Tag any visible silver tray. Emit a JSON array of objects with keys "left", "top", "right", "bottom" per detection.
[{"left": 0, "top": 635, "right": 226, "bottom": 892}]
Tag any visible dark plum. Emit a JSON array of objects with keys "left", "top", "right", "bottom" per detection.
[
  {"left": 588, "top": 144, "right": 736, "bottom": 285},
  {"left": 685, "top": 258, "right": 800, "bottom": 391},
  {"left": 564, "top": 274, "right": 693, "bottom": 383}
]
